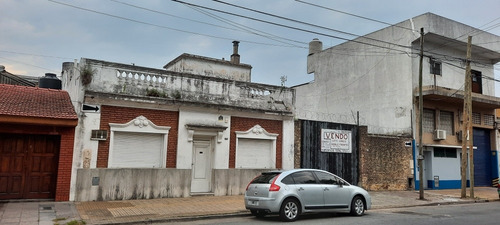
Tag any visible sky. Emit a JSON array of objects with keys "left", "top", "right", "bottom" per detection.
[{"left": 1, "top": 0, "right": 500, "bottom": 88}]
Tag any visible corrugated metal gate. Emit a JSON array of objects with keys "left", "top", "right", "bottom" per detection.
[
  {"left": 473, "top": 128, "right": 492, "bottom": 186},
  {"left": 300, "top": 120, "right": 358, "bottom": 184}
]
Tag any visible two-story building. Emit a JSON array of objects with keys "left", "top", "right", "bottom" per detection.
[
  {"left": 295, "top": 13, "right": 500, "bottom": 190},
  {"left": 63, "top": 42, "right": 295, "bottom": 201}
]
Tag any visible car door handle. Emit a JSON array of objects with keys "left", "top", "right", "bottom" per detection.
[
  {"left": 324, "top": 187, "right": 329, "bottom": 191},
  {"left": 298, "top": 187, "right": 304, "bottom": 191}
]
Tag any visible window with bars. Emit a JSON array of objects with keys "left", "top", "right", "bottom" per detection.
[
  {"left": 472, "top": 112, "right": 481, "bottom": 125},
  {"left": 484, "top": 114, "right": 494, "bottom": 126},
  {"left": 423, "top": 109, "right": 435, "bottom": 133},
  {"left": 439, "top": 111, "right": 454, "bottom": 135}
]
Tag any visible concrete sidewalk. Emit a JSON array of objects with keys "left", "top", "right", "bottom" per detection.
[{"left": 1, "top": 187, "right": 498, "bottom": 225}]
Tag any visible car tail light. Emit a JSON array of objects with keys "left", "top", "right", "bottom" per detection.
[
  {"left": 269, "top": 176, "right": 280, "bottom": 192},
  {"left": 246, "top": 175, "right": 259, "bottom": 191}
]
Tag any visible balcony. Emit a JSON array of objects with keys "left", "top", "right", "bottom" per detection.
[
  {"left": 418, "top": 85, "right": 500, "bottom": 110},
  {"left": 81, "top": 59, "right": 294, "bottom": 115}
]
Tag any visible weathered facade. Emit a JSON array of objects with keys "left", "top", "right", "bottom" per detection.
[
  {"left": 63, "top": 46, "right": 295, "bottom": 201},
  {"left": 295, "top": 13, "right": 500, "bottom": 190},
  {"left": 294, "top": 122, "right": 413, "bottom": 191},
  {"left": 358, "top": 127, "right": 413, "bottom": 190}
]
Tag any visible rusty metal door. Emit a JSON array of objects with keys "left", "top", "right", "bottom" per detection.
[{"left": 300, "top": 120, "right": 359, "bottom": 185}]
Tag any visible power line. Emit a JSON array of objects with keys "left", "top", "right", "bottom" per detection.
[
  {"left": 294, "top": 0, "right": 415, "bottom": 32},
  {"left": 47, "top": 0, "right": 302, "bottom": 48},
  {"left": 172, "top": 0, "right": 414, "bottom": 54},
  {"left": 0, "top": 56, "right": 59, "bottom": 73},
  {"left": 0, "top": 50, "right": 74, "bottom": 60},
  {"left": 297, "top": 1, "right": 500, "bottom": 60},
  {"left": 109, "top": 0, "right": 254, "bottom": 34},
  {"left": 212, "top": 0, "right": 412, "bottom": 49},
  {"left": 187, "top": 5, "right": 307, "bottom": 47},
  {"left": 110, "top": 0, "right": 306, "bottom": 47}
]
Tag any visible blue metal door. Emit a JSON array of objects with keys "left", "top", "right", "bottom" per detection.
[{"left": 472, "top": 128, "right": 492, "bottom": 186}]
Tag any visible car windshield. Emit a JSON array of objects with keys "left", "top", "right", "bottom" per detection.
[{"left": 251, "top": 173, "right": 280, "bottom": 184}]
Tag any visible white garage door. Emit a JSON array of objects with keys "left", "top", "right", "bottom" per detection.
[
  {"left": 237, "top": 138, "right": 274, "bottom": 168},
  {"left": 110, "top": 131, "right": 164, "bottom": 168}
]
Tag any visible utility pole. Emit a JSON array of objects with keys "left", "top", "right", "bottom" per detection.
[
  {"left": 418, "top": 27, "right": 425, "bottom": 200},
  {"left": 467, "top": 36, "right": 474, "bottom": 198},
  {"left": 461, "top": 36, "right": 473, "bottom": 198}
]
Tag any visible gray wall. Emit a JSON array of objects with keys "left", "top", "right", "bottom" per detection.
[
  {"left": 75, "top": 168, "right": 191, "bottom": 201},
  {"left": 213, "top": 169, "right": 270, "bottom": 196},
  {"left": 75, "top": 168, "right": 270, "bottom": 201}
]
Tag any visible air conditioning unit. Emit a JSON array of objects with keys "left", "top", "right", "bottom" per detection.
[{"left": 433, "top": 130, "right": 446, "bottom": 140}]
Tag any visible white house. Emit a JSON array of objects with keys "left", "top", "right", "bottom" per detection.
[
  {"left": 295, "top": 13, "right": 500, "bottom": 189},
  {"left": 63, "top": 42, "right": 295, "bottom": 201}
]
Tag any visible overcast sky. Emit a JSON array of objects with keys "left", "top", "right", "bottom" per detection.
[{"left": 1, "top": 0, "right": 499, "bottom": 88}]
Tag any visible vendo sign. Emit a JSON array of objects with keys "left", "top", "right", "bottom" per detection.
[{"left": 321, "top": 129, "right": 352, "bottom": 153}]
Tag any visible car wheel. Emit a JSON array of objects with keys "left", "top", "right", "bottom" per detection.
[
  {"left": 280, "top": 198, "right": 300, "bottom": 222},
  {"left": 350, "top": 196, "right": 365, "bottom": 216},
  {"left": 250, "top": 209, "right": 267, "bottom": 218}
]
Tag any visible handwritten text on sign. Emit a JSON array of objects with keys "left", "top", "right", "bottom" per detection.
[{"left": 321, "top": 129, "right": 352, "bottom": 153}]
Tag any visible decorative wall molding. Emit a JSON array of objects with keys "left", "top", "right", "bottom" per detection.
[
  {"left": 185, "top": 124, "right": 227, "bottom": 143},
  {"left": 109, "top": 115, "right": 170, "bottom": 133},
  {"left": 235, "top": 124, "right": 278, "bottom": 140}
]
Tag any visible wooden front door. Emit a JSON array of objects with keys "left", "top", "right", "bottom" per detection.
[{"left": 0, "top": 133, "right": 60, "bottom": 200}]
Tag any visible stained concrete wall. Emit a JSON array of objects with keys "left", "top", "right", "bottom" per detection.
[
  {"left": 76, "top": 58, "right": 293, "bottom": 114},
  {"left": 75, "top": 168, "right": 271, "bottom": 201},
  {"left": 213, "top": 169, "right": 270, "bottom": 196},
  {"left": 75, "top": 168, "right": 191, "bottom": 201},
  {"left": 165, "top": 55, "right": 252, "bottom": 82}
]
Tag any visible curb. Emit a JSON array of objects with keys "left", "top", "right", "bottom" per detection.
[
  {"left": 104, "top": 211, "right": 251, "bottom": 225},
  {"left": 372, "top": 198, "right": 499, "bottom": 210},
  {"left": 88, "top": 198, "right": 500, "bottom": 224},
  {"left": 84, "top": 198, "right": 500, "bottom": 225}
]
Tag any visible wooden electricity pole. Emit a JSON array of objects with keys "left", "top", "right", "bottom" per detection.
[
  {"left": 461, "top": 36, "right": 473, "bottom": 198},
  {"left": 418, "top": 27, "right": 425, "bottom": 200}
]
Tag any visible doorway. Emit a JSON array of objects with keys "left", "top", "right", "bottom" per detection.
[{"left": 190, "top": 139, "right": 213, "bottom": 193}]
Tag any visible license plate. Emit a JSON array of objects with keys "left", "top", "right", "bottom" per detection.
[{"left": 248, "top": 200, "right": 259, "bottom": 206}]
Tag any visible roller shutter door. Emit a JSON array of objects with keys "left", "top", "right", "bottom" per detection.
[
  {"left": 110, "top": 131, "right": 163, "bottom": 168},
  {"left": 237, "top": 138, "right": 274, "bottom": 169}
]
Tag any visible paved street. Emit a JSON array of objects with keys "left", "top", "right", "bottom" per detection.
[
  {"left": 0, "top": 187, "right": 498, "bottom": 225},
  {"left": 166, "top": 202, "right": 500, "bottom": 225}
]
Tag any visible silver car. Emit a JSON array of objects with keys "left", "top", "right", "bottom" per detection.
[{"left": 244, "top": 169, "right": 371, "bottom": 222}]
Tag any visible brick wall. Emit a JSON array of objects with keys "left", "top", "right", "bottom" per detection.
[
  {"left": 0, "top": 123, "right": 75, "bottom": 201},
  {"left": 230, "top": 117, "right": 283, "bottom": 169},
  {"left": 98, "top": 105, "right": 179, "bottom": 168},
  {"left": 55, "top": 127, "right": 75, "bottom": 201},
  {"left": 294, "top": 121, "right": 301, "bottom": 168},
  {"left": 359, "top": 126, "right": 413, "bottom": 190}
]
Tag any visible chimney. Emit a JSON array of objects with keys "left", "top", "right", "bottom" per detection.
[
  {"left": 230, "top": 41, "right": 240, "bottom": 64},
  {"left": 308, "top": 38, "right": 322, "bottom": 56}
]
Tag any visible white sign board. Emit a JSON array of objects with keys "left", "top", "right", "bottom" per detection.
[{"left": 321, "top": 129, "right": 352, "bottom": 153}]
